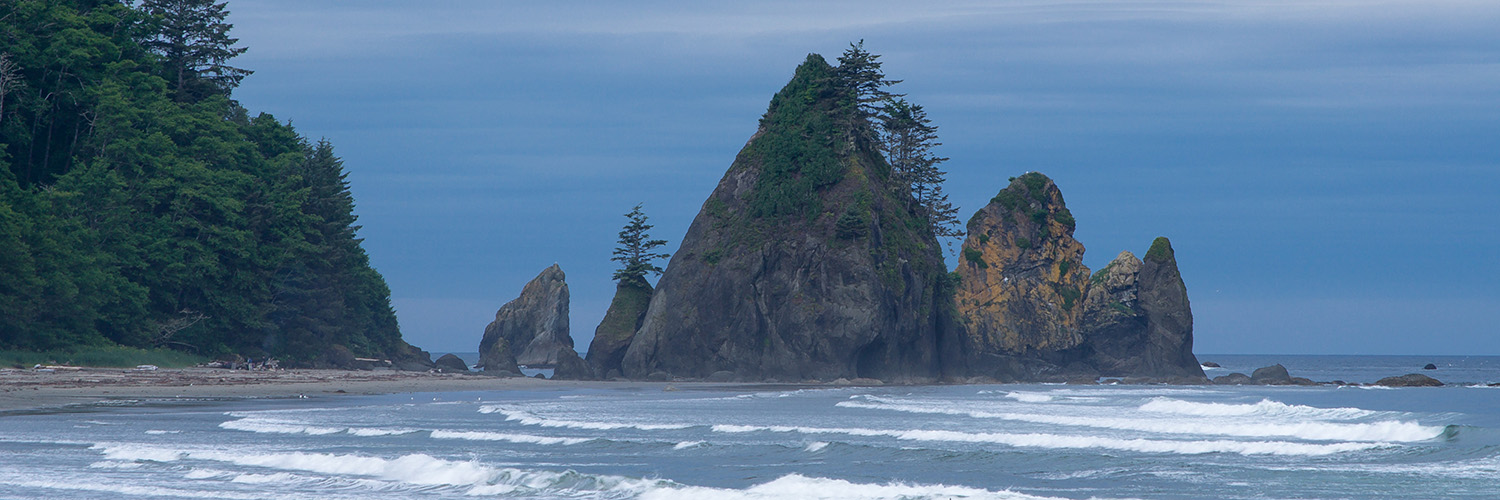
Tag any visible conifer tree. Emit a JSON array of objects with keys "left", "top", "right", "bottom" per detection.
[
  {"left": 880, "top": 98, "right": 963, "bottom": 244},
  {"left": 835, "top": 40, "right": 903, "bottom": 121},
  {"left": 611, "top": 204, "right": 670, "bottom": 288},
  {"left": 140, "top": 0, "right": 252, "bottom": 102}
]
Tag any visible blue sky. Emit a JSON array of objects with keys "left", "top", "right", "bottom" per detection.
[{"left": 227, "top": 1, "right": 1499, "bottom": 355}]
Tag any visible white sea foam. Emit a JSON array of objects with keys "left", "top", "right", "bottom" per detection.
[
  {"left": 1138, "top": 397, "right": 1379, "bottom": 420},
  {"left": 229, "top": 472, "right": 301, "bottom": 484},
  {"left": 836, "top": 399, "right": 1442, "bottom": 442},
  {"left": 804, "top": 441, "right": 830, "bottom": 452},
  {"left": 145, "top": 430, "right": 181, "bottom": 435},
  {"left": 1004, "top": 391, "right": 1055, "bottom": 403},
  {"left": 639, "top": 473, "right": 1072, "bottom": 500},
  {"left": 428, "top": 430, "right": 590, "bottom": 445},
  {"left": 218, "top": 417, "right": 343, "bottom": 436},
  {"left": 479, "top": 406, "right": 691, "bottom": 431},
  {"left": 94, "top": 443, "right": 679, "bottom": 497},
  {"left": 709, "top": 424, "right": 1387, "bottom": 456},
  {"left": 0, "top": 476, "right": 264, "bottom": 499},
  {"left": 673, "top": 441, "right": 705, "bottom": 450}
]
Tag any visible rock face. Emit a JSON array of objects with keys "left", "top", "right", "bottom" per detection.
[
  {"left": 479, "top": 264, "right": 575, "bottom": 370},
  {"left": 552, "top": 347, "right": 593, "bottom": 380},
  {"left": 955, "top": 173, "right": 1090, "bottom": 357},
  {"left": 585, "top": 282, "right": 653, "bottom": 378},
  {"left": 619, "top": 55, "right": 953, "bottom": 383},
  {"left": 955, "top": 174, "right": 1204, "bottom": 381},
  {"left": 1125, "top": 237, "right": 1205, "bottom": 379}
]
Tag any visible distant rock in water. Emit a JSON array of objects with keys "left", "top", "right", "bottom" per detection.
[
  {"left": 585, "top": 282, "right": 653, "bottom": 378},
  {"left": 620, "top": 54, "right": 953, "bottom": 383},
  {"left": 1201, "top": 361, "right": 1221, "bottom": 368},
  {"left": 1376, "top": 373, "right": 1443, "bottom": 387},
  {"left": 1423, "top": 363, "right": 1437, "bottom": 370},
  {"left": 954, "top": 173, "right": 1205, "bottom": 382},
  {"left": 1212, "top": 372, "right": 1253, "bottom": 385},
  {"left": 434, "top": 354, "right": 469, "bottom": 373},
  {"left": 479, "top": 264, "right": 575, "bottom": 371}
]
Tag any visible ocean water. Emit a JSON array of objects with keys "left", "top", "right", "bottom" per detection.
[{"left": 1, "top": 356, "right": 1497, "bottom": 499}]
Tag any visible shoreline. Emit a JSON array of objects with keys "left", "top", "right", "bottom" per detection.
[{"left": 0, "top": 367, "right": 577, "bottom": 413}]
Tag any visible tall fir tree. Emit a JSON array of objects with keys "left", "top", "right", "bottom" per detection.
[
  {"left": 880, "top": 98, "right": 963, "bottom": 245},
  {"left": 611, "top": 204, "right": 670, "bottom": 288},
  {"left": 140, "top": 0, "right": 252, "bottom": 102}
]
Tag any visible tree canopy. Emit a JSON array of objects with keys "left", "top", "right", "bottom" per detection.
[
  {"left": 0, "top": 0, "right": 412, "bottom": 365},
  {"left": 611, "top": 204, "right": 669, "bottom": 288}
]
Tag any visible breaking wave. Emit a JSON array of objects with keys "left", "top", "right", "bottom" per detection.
[
  {"left": 709, "top": 424, "right": 1389, "bottom": 456},
  {"left": 836, "top": 398, "right": 1442, "bottom": 443},
  {"left": 479, "top": 406, "right": 692, "bottom": 431}
]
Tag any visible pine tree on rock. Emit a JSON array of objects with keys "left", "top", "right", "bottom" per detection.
[
  {"left": 880, "top": 98, "right": 963, "bottom": 244},
  {"left": 835, "top": 40, "right": 902, "bottom": 126},
  {"left": 611, "top": 204, "right": 669, "bottom": 288},
  {"left": 141, "top": 0, "right": 252, "bottom": 102}
]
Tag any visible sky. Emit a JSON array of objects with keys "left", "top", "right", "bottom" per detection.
[{"left": 226, "top": 1, "right": 1499, "bottom": 356}]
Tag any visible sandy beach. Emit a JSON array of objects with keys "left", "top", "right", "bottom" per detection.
[{"left": 0, "top": 367, "right": 570, "bottom": 413}]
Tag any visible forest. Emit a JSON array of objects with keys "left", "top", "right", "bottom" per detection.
[{"left": 0, "top": 0, "right": 416, "bottom": 366}]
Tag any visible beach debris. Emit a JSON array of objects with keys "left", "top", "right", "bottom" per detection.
[{"left": 133, "top": 365, "right": 159, "bottom": 371}]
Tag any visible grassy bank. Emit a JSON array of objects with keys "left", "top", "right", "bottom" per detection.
[{"left": 0, "top": 346, "right": 208, "bottom": 369}]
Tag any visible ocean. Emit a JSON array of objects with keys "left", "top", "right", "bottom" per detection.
[{"left": 1, "top": 355, "right": 1497, "bottom": 499}]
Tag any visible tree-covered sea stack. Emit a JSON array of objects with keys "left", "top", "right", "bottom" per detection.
[{"left": 620, "top": 53, "right": 960, "bottom": 382}]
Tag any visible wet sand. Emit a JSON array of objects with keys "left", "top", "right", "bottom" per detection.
[{"left": 0, "top": 367, "right": 564, "bottom": 412}]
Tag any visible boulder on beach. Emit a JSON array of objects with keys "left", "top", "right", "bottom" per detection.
[{"left": 434, "top": 354, "right": 469, "bottom": 373}]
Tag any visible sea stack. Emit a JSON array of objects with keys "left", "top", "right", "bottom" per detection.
[
  {"left": 478, "top": 264, "right": 575, "bottom": 372},
  {"left": 955, "top": 174, "right": 1205, "bottom": 382},
  {"left": 585, "top": 281, "right": 654, "bottom": 379},
  {"left": 954, "top": 173, "right": 1091, "bottom": 380},
  {"left": 619, "top": 54, "right": 954, "bottom": 383}
]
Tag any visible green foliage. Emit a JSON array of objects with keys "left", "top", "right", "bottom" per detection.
[
  {"left": 0, "top": 346, "right": 206, "bottom": 368},
  {"left": 612, "top": 204, "right": 670, "bottom": 287},
  {"left": 1090, "top": 263, "right": 1114, "bottom": 285},
  {"left": 746, "top": 55, "right": 848, "bottom": 220},
  {"left": 1016, "top": 237, "right": 1032, "bottom": 249},
  {"left": 1058, "top": 259, "right": 1074, "bottom": 275},
  {"left": 991, "top": 189, "right": 1023, "bottom": 211},
  {"left": 702, "top": 248, "right": 724, "bottom": 265},
  {"left": 1110, "top": 302, "right": 1134, "bottom": 315},
  {"left": 978, "top": 233, "right": 990, "bottom": 245},
  {"left": 1054, "top": 284, "right": 1081, "bottom": 311},
  {"left": 963, "top": 247, "right": 987, "bottom": 268},
  {"left": 1053, "top": 208, "right": 1076, "bottom": 230},
  {"left": 1146, "top": 236, "right": 1174, "bottom": 263},
  {"left": 1020, "top": 172, "right": 1049, "bottom": 196},
  {"left": 0, "top": 0, "right": 412, "bottom": 365},
  {"left": 835, "top": 204, "right": 868, "bottom": 239}
]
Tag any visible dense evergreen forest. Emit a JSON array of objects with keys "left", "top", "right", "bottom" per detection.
[{"left": 0, "top": 0, "right": 423, "bottom": 366}]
